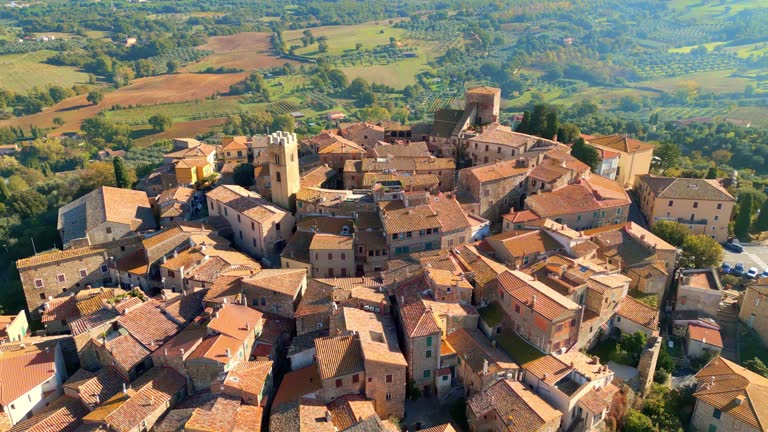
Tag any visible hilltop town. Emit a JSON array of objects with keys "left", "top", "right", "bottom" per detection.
[{"left": 0, "top": 84, "right": 762, "bottom": 432}]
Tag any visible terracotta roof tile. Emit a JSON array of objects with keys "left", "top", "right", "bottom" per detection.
[
  {"left": 638, "top": 174, "right": 735, "bottom": 201},
  {"left": 445, "top": 328, "right": 516, "bottom": 375},
  {"left": 694, "top": 356, "right": 768, "bottom": 430},
  {"left": 104, "top": 333, "right": 151, "bottom": 371},
  {"left": 467, "top": 380, "right": 561, "bottom": 432},
  {"left": 8, "top": 395, "right": 88, "bottom": 432},
  {"left": 310, "top": 233, "right": 354, "bottom": 250},
  {"left": 185, "top": 395, "right": 240, "bottom": 432},
  {"left": 0, "top": 344, "right": 58, "bottom": 405},
  {"left": 617, "top": 296, "right": 659, "bottom": 330},
  {"left": 585, "top": 134, "right": 654, "bottom": 153},
  {"left": 314, "top": 334, "right": 364, "bottom": 380},
  {"left": 103, "top": 367, "right": 187, "bottom": 432},
  {"left": 395, "top": 287, "right": 441, "bottom": 338},
  {"left": 233, "top": 405, "right": 262, "bottom": 432},
  {"left": 208, "top": 303, "right": 263, "bottom": 341},
  {"left": 64, "top": 367, "right": 126, "bottom": 407},
  {"left": 17, "top": 246, "right": 106, "bottom": 269},
  {"left": 241, "top": 269, "right": 306, "bottom": 297},
  {"left": 273, "top": 366, "right": 322, "bottom": 408},
  {"left": 117, "top": 300, "right": 182, "bottom": 347},
  {"left": 688, "top": 323, "right": 723, "bottom": 348},
  {"left": 497, "top": 271, "right": 580, "bottom": 321},
  {"left": 69, "top": 309, "right": 118, "bottom": 336},
  {"left": 526, "top": 181, "right": 630, "bottom": 219},
  {"left": 206, "top": 185, "right": 290, "bottom": 221}
]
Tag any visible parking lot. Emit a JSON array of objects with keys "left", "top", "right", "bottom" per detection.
[{"left": 722, "top": 242, "right": 768, "bottom": 274}]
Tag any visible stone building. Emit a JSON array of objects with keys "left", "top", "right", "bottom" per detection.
[
  {"left": 636, "top": 175, "right": 736, "bottom": 243},
  {"left": 691, "top": 356, "right": 768, "bottom": 432},
  {"left": 739, "top": 282, "right": 768, "bottom": 346},
  {"left": 583, "top": 134, "right": 654, "bottom": 188},
  {"left": 344, "top": 157, "right": 456, "bottom": 191},
  {"left": 467, "top": 379, "right": 562, "bottom": 432},
  {"left": 17, "top": 246, "right": 113, "bottom": 317},
  {"left": 676, "top": 268, "right": 723, "bottom": 317},
  {"left": 240, "top": 268, "right": 307, "bottom": 319},
  {"left": 496, "top": 270, "right": 581, "bottom": 354},
  {"left": 458, "top": 158, "right": 529, "bottom": 221},
  {"left": 57, "top": 186, "right": 156, "bottom": 248},
  {"left": 206, "top": 184, "right": 295, "bottom": 264}
]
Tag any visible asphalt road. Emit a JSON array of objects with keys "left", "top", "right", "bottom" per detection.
[{"left": 722, "top": 242, "right": 768, "bottom": 273}]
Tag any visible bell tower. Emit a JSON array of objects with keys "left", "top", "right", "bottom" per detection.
[{"left": 268, "top": 131, "right": 300, "bottom": 212}]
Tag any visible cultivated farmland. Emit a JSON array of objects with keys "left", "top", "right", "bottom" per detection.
[
  {"left": 188, "top": 32, "right": 297, "bottom": 71},
  {"left": 0, "top": 50, "right": 88, "bottom": 92}
]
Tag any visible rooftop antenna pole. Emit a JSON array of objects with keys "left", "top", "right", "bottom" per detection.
[{"left": 31, "top": 237, "right": 37, "bottom": 255}]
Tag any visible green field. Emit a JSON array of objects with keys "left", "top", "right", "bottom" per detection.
[
  {"left": 725, "top": 106, "right": 768, "bottom": 128},
  {"left": 285, "top": 22, "right": 406, "bottom": 57},
  {"left": 636, "top": 70, "right": 754, "bottom": 94},
  {"left": 105, "top": 98, "right": 247, "bottom": 125},
  {"left": 0, "top": 50, "right": 89, "bottom": 92},
  {"left": 669, "top": 0, "right": 758, "bottom": 19}
]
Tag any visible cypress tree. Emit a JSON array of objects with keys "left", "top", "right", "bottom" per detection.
[{"left": 113, "top": 156, "right": 131, "bottom": 189}]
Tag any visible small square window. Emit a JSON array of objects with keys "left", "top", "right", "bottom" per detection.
[
  {"left": 101, "top": 265, "right": 109, "bottom": 273},
  {"left": 79, "top": 269, "right": 88, "bottom": 278},
  {"left": 426, "top": 350, "right": 432, "bottom": 358},
  {"left": 56, "top": 274, "right": 66, "bottom": 283},
  {"left": 713, "top": 408, "right": 721, "bottom": 419},
  {"left": 106, "top": 227, "right": 112, "bottom": 234},
  {"left": 423, "top": 370, "right": 430, "bottom": 378},
  {"left": 386, "top": 393, "right": 392, "bottom": 400},
  {"left": 34, "top": 279, "right": 44, "bottom": 288},
  {"left": 386, "top": 374, "right": 393, "bottom": 383},
  {"left": 335, "top": 379, "right": 342, "bottom": 388},
  {"left": 352, "top": 374, "right": 359, "bottom": 383}
]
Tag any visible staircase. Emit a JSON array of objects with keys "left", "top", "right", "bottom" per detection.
[{"left": 717, "top": 299, "right": 739, "bottom": 361}]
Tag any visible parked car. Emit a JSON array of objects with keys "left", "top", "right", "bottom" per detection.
[
  {"left": 733, "top": 263, "right": 745, "bottom": 276},
  {"left": 722, "top": 263, "right": 732, "bottom": 274},
  {"left": 747, "top": 267, "right": 759, "bottom": 279},
  {"left": 725, "top": 242, "right": 744, "bottom": 253},
  {"left": 762, "top": 269, "right": 768, "bottom": 279}
]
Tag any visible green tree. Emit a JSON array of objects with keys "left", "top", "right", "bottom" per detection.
[
  {"left": 271, "top": 114, "right": 296, "bottom": 133},
  {"left": 327, "top": 69, "right": 348, "bottom": 90},
  {"left": 148, "top": 114, "right": 173, "bottom": 132},
  {"left": 557, "top": 123, "right": 580, "bottom": 144},
  {"left": 735, "top": 193, "right": 753, "bottom": 241},
  {"left": 753, "top": 198, "right": 768, "bottom": 232},
  {"left": 357, "top": 90, "right": 377, "bottom": 107},
  {"left": 112, "top": 156, "right": 131, "bottom": 189},
  {"left": 8, "top": 189, "right": 47, "bottom": 218},
  {"left": 0, "top": 180, "right": 9, "bottom": 203},
  {"left": 621, "top": 331, "right": 648, "bottom": 365},
  {"left": 705, "top": 166, "right": 718, "bottom": 179},
  {"left": 570, "top": 138, "right": 600, "bottom": 172},
  {"left": 681, "top": 234, "right": 724, "bottom": 268},
  {"left": 233, "top": 163, "right": 255, "bottom": 188},
  {"left": 654, "top": 142, "right": 681, "bottom": 170},
  {"left": 86, "top": 90, "right": 103, "bottom": 106},
  {"left": 318, "top": 40, "right": 328, "bottom": 53},
  {"left": 347, "top": 78, "right": 370, "bottom": 98},
  {"left": 516, "top": 111, "right": 531, "bottom": 134},
  {"left": 622, "top": 409, "right": 654, "bottom": 432},
  {"left": 542, "top": 111, "right": 559, "bottom": 140},
  {"left": 651, "top": 220, "right": 690, "bottom": 247},
  {"left": 744, "top": 358, "right": 768, "bottom": 377}
]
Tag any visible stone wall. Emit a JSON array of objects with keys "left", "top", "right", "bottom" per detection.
[{"left": 636, "top": 336, "right": 661, "bottom": 396}]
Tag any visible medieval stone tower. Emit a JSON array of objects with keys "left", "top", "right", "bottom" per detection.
[
  {"left": 268, "top": 131, "right": 300, "bottom": 212},
  {"left": 464, "top": 86, "right": 501, "bottom": 126}
]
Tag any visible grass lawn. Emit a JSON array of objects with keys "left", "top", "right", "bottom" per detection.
[
  {"left": 587, "top": 338, "right": 634, "bottom": 366},
  {"left": 740, "top": 326, "right": 768, "bottom": 365},
  {"left": 478, "top": 302, "right": 504, "bottom": 327},
  {"left": 496, "top": 330, "right": 545, "bottom": 365},
  {"left": 630, "top": 290, "right": 659, "bottom": 308},
  {"left": 0, "top": 50, "right": 89, "bottom": 92}
]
